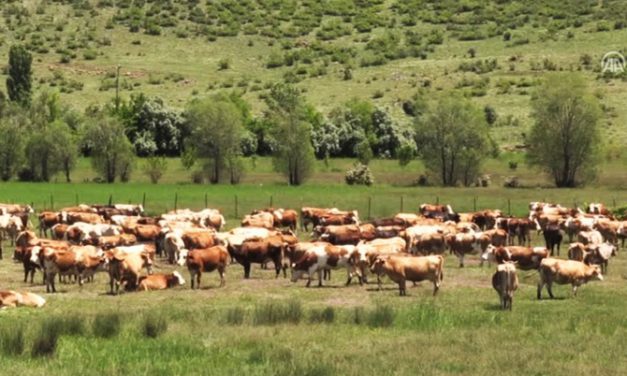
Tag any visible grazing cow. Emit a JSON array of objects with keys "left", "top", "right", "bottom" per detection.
[
  {"left": 543, "top": 224, "right": 563, "bottom": 256},
  {"left": 537, "top": 258, "right": 603, "bottom": 299},
  {"left": 65, "top": 212, "right": 104, "bottom": 224},
  {"left": 567, "top": 242, "right": 587, "bottom": 262},
  {"left": 290, "top": 244, "right": 361, "bottom": 287},
  {"left": 577, "top": 230, "right": 603, "bottom": 246},
  {"left": 481, "top": 245, "right": 548, "bottom": 270},
  {"left": 316, "top": 224, "right": 375, "bottom": 245},
  {"left": 0, "top": 291, "right": 46, "bottom": 309},
  {"left": 301, "top": 207, "right": 358, "bottom": 231},
  {"left": 32, "top": 245, "right": 106, "bottom": 293},
  {"left": 449, "top": 232, "right": 489, "bottom": 267},
  {"left": 38, "top": 211, "right": 63, "bottom": 237},
  {"left": 492, "top": 263, "right": 518, "bottom": 310},
  {"left": 242, "top": 212, "right": 275, "bottom": 229},
  {"left": 106, "top": 246, "right": 154, "bottom": 294},
  {"left": 370, "top": 254, "right": 443, "bottom": 296},
  {"left": 134, "top": 224, "right": 161, "bottom": 242},
  {"left": 230, "top": 235, "right": 289, "bottom": 278},
  {"left": 583, "top": 243, "right": 616, "bottom": 274},
  {"left": 420, "top": 204, "right": 460, "bottom": 222},
  {"left": 137, "top": 271, "right": 185, "bottom": 291},
  {"left": 185, "top": 246, "right": 230, "bottom": 289}
]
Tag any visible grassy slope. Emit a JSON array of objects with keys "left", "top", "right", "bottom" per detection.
[{"left": 0, "top": 1, "right": 626, "bottom": 149}]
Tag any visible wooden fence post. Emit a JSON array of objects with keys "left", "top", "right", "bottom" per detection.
[{"left": 108, "top": 194, "right": 113, "bottom": 206}]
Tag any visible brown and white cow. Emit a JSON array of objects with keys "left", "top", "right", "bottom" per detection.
[
  {"left": 290, "top": 244, "right": 361, "bottom": 287},
  {"left": 492, "top": 263, "right": 518, "bottom": 310},
  {"left": 242, "top": 211, "right": 275, "bottom": 229},
  {"left": 38, "top": 211, "right": 63, "bottom": 237},
  {"left": 137, "top": 271, "right": 185, "bottom": 291},
  {"left": 449, "top": 232, "right": 490, "bottom": 267},
  {"left": 106, "top": 245, "right": 154, "bottom": 294},
  {"left": 97, "top": 234, "right": 137, "bottom": 250},
  {"left": 370, "top": 254, "right": 443, "bottom": 296},
  {"left": 315, "top": 224, "right": 375, "bottom": 245},
  {"left": 32, "top": 245, "right": 106, "bottom": 292},
  {"left": 537, "top": 258, "right": 603, "bottom": 299},
  {"left": 228, "top": 235, "right": 295, "bottom": 279},
  {"left": 481, "top": 245, "right": 548, "bottom": 270},
  {"left": 0, "top": 291, "right": 46, "bottom": 309},
  {"left": 185, "top": 246, "right": 230, "bottom": 289},
  {"left": 577, "top": 230, "right": 603, "bottom": 246},
  {"left": 583, "top": 243, "right": 616, "bottom": 274}
]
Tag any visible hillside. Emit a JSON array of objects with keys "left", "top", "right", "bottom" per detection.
[{"left": 1, "top": 0, "right": 626, "bottom": 149}]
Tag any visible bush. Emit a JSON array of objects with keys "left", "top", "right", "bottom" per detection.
[
  {"left": 0, "top": 324, "right": 24, "bottom": 356},
  {"left": 308, "top": 307, "right": 335, "bottom": 324},
  {"left": 345, "top": 163, "right": 374, "bottom": 186},
  {"left": 218, "top": 58, "right": 230, "bottom": 70},
  {"left": 32, "top": 318, "right": 65, "bottom": 357},
  {"left": 92, "top": 313, "right": 121, "bottom": 338},
  {"left": 504, "top": 176, "right": 520, "bottom": 188},
  {"left": 475, "top": 174, "right": 491, "bottom": 187},
  {"left": 141, "top": 313, "right": 167, "bottom": 338},
  {"left": 253, "top": 299, "right": 302, "bottom": 325},
  {"left": 508, "top": 161, "right": 518, "bottom": 170},
  {"left": 191, "top": 170, "right": 204, "bottom": 184},
  {"left": 224, "top": 307, "right": 246, "bottom": 325},
  {"left": 366, "top": 305, "right": 395, "bottom": 328},
  {"left": 142, "top": 157, "right": 168, "bottom": 184},
  {"left": 83, "top": 49, "right": 97, "bottom": 60}
]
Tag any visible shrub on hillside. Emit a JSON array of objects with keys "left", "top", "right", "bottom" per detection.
[{"left": 345, "top": 163, "right": 374, "bottom": 186}]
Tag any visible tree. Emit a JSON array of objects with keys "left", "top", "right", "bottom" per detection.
[
  {"left": 6, "top": 45, "right": 33, "bottom": 107},
  {"left": 142, "top": 156, "right": 168, "bottom": 184},
  {"left": 527, "top": 74, "right": 602, "bottom": 187},
  {"left": 84, "top": 115, "right": 135, "bottom": 183},
  {"left": 0, "top": 116, "right": 25, "bottom": 181},
  {"left": 186, "top": 97, "right": 244, "bottom": 184},
  {"left": 265, "top": 83, "right": 315, "bottom": 185},
  {"left": 414, "top": 93, "right": 491, "bottom": 186}
]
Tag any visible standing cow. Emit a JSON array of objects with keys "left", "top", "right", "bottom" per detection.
[{"left": 492, "top": 263, "right": 518, "bottom": 310}]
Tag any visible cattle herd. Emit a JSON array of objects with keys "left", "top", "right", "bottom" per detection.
[{"left": 0, "top": 201, "right": 624, "bottom": 311}]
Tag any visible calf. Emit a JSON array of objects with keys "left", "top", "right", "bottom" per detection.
[
  {"left": 370, "top": 254, "right": 443, "bottom": 296},
  {"left": 492, "top": 263, "right": 518, "bottom": 310},
  {"left": 537, "top": 258, "right": 603, "bottom": 299},
  {"left": 185, "top": 246, "right": 230, "bottom": 289},
  {"left": 0, "top": 291, "right": 46, "bottom": 309},
  {"left": 137, "top": 271, "right": 185, "bottom": 291}
]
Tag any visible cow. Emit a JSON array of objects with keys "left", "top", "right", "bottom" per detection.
[
  {"left": 543, "top": 223, "right": 563, "bottom": 256},
  {"left": 537, "top": 258, "right": 603, "bottom": 299},
  {"left": 241, "top": 212, "right": 275, "bottom": 229},
  {"left": 185, "top": 246, "right": 230, "bottom": 289},
  {"left": 134, "top": 224, "right": 161, "bottom": 242},
  {"left": 472, "top": 210, "right": 502, "bottom": 230},
  {"left": 577, "top": 230, "right": 603, "bottom": 246},
  {"left": 492, "top": 263, "right": 518, "bottom": 310},
  {"left": 481, "top": 245, "right": 548, "bottom": 270},
  {"left": 300, "top": 207, "right": 358, "bottom": 231},
  {"left": 137, "top": 271, "right": 185, "bottom": 291},
  {"left": 0, "top": 291, "right": 46, "bottom": 309},
  {"left": 449, "top": 232, "right": 489, "bottom": 267},
  {"left": 98, "top": 234, "right": 137, "bottom": 250},
  {"left": 32, "top": 245, "right": 106, "bottom": 293},
  {"left": 106, "top": 247, "right": 154, "bottom": 295},
  {"left": 290, "top": 244, "right": 361, "bottom": 287},
  {"left": 251, "top": 208, "right": 299, "bottom": 232},
  {"left": 51, "top": 223, "right": 69, "bottom": 240},
  {"left": 370, "top": 254, "right": 443, "bottom": 296},
  {"left": 619, "top": 222, "right": 627, "bottom": 248},
  {"left": 15, "top": 232, "right": 70, "bottom": 284},
  {"left": 65, "top": 212, "right": 104, "bottom": 224},
  {"left": 38, "top": 211, "right": 63, "bottom": 237},
  {"left": 594, "top": 220, "right": 620, "bottom": 246},
  {"left": 315, "top": 224, "right": 375, "bottom": 245},
  {"left": 412, "top": 232, "right": 447, "bottom": 256},
  {"left": 0, "top": 214, "right": 23, "bottom": 247},
  {"left": 583, "top": 243, "right": 616, "bottom": 274},
  {"left": 420, "top": 204, "right": 459, "bottom": 222},
  {"left": 587, "top": 203, "right": 611, "bottom": 216},
  {"left": 230, "top": 235, "right": 290, "bottom": 279},
  {"left": 567, "top": 242, "right": 587, "bottom": 262}
]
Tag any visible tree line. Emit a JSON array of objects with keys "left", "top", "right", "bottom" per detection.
[{"left": 0, "top": 45, "right": 604, "bottom": 187}]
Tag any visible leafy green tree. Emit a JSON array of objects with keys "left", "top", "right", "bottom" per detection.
[
  {"left": 265, "top": 83, "right": 315, "bottom": 185},
  {"left": 414, "top": 93, "right": 491, "bottom": 186},
  {"left": 142, "top": 156, "right": 168, "bottom": 184},
  {"left": 527, "top": 74, "right": 602, "bottom": 187},
  {"left": 0, "top": 116, "right": 25, "bottom": 181},
  {"left": 6, "top": 45, "right": 33, "bottom": 107},
  {"left": 186, "top": 97, "right": 245, "bottom": 184},
  {"left": 84, "top": 115, "right": 135, "bottom": 183}
]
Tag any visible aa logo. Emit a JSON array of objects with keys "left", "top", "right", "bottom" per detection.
[{"left": 601, "top": 51, "right": 625, "bottom": 74}]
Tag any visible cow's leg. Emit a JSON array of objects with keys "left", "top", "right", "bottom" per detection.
[
  {"left": 317, "top": 270, "right": 323, "bottom": 287},
  {"left": 0, "top": 244, "right": 3, "bottom": 260},
  {"left": 273, "top": 257, "right": 281, "bottom": 278},
  {"left": 23, "top": 266, "right": 29, "bottom": 283},
  {"left": 50, "top": 273, "right": 56, "bottom": 293},
  {"left": 243, "top": 262, "right": 251, "bottom": 279},
  {"left": 547, "top": 282, "right": 554, "bottom": 299},
  {"left": 458, "top": 253, "right": 464, "bottom": 268},
  {"left": 572, "top": 284, "right": 579, "bottom": 297},
  {"left": 109, "top": 275, "right": 114, "bottom": 294},
  {"left": 219, "top": 267, "right": 225, "bottom": 287},
  {"left": 305, "top": 272, "right": 312, "bottom": 288},
  {"left": 399, "top": 280, "right": 406, "bottom": 296},
  {"left": 432, "top": 280, "right": 439, "bottom": 296},
  {"left": 537, "top": 281, "right": 544, "bottom": 300},
  {"left": 377, "top": 274, "right": 382, "bottom": 291}
]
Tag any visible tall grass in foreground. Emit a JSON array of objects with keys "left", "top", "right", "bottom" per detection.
[
  {"left": 0, "top": 324, "right": 24, "bottom": 356},
  {"left": 253, "top": 299, "right": 303, "bottom": 325},
  {"left": 92, "top": 313, "right": 121, "bottom": 338},
  {"left": 141, "top": 313, "right": 168, "bottom": 338}
]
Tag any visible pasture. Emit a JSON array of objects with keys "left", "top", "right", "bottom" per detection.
[{"left": 0, "top": 178, "right": 626, "bottom": 374}]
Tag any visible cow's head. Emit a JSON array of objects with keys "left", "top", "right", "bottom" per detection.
[
  {"left": 480, "top": 244, "right": 498, "bottom": 263},
  {"left": 587, "top": 264, "right": 603, "bottom": 281},
  {"left": 29, "top": 246, "right": 42, "bottom": 266},
  {"left": 141, "top": 252, "right": 154, "bottom": 274},
  {"left": 172, "top": 271, "right": 186, "bottom": 286},
  {"left": 177, "top": 248, "right": 189, "bottom": 266},
  {"left": 370, "top": 256, "right": 387, "bottom": 274}
]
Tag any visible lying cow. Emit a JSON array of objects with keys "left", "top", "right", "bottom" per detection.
[
  {"left": 0, "top": 291, "right": 46, "bottom": 309},
  {"left": 537, "top": 258, "right": 603, "bottom": 299},
  {"left": 492, "top": 263, "right": 518, "bottom": 310},
  {"left": 106, "top": 246, "right": 154, "bottom": 295},
  {"left": 370, "top": 254, "right": 443, "bottom": 296},
  {"left": 137, "top": 271, "right": 185, "bottom": 291}
]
